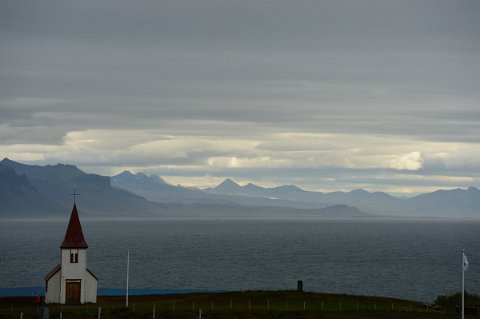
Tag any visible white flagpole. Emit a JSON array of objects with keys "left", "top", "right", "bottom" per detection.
[
  {"left": 462, "top": 250, "right": 465, "bottom": 319},
  {"left": 126, "top": 250, "right": 130, "bottom": 308}
]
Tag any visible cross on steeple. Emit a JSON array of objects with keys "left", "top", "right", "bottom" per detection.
[{"left": 70, "top": 189, "right": 80, "bottom": 204}]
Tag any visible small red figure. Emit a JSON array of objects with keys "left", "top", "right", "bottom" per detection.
[{"left": 36, "top": 293, "right": 41, "bottom": 310}]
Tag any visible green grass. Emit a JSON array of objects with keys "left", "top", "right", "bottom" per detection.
[{"left": 0, "top": 291, "right": 462, "bottom": 319}]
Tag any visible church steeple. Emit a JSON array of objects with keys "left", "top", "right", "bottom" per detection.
[{"left": 61, "top": 204, "right": 88, "bottom": 249}]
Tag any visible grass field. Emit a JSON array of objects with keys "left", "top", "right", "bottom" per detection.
[{"left": 0, "top": 290, "right": 464, "bottom": 319}]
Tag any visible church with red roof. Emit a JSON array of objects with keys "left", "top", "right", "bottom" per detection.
[{"left": 45, "top": 203, "right": 98, "bottom": 304}]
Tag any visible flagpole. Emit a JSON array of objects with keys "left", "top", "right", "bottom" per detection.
[
  {"left": 126, "top": 250, "right": 130, "bottom": 308},
  {"left": 462, "top": 250, "right": 465, "bottom": 319}
]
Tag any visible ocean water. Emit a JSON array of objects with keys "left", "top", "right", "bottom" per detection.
[{"left": 0, "top": 218, "right": 479, "bottom": 302}]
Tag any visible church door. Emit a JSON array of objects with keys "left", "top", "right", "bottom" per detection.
[{"left": 66, "top": 281, "right": 81, "bottom": 304}]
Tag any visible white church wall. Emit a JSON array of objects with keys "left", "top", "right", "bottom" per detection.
[
  {"left": 59, "top": 249, "right": 92, "bottom": 304},
  {"left": 59, "top": 277, "right": 66, "bottom": 304},
  {"left": 61, "top": 249, "right": 87, "bottom": 280},
  {"left": 85, "top": 271, "right": 98, "bottom": 303},
  {"left": 45, "top": 271, "right": 61, "bottom": 304}
]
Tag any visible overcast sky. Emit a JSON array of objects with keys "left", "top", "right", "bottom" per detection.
[{"left": 1, "top": 0, "right": 479, "bottom": 195}]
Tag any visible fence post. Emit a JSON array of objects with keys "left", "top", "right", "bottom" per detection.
[
  {"left": 304, "top": 300, "right": 306, "bottom": 311},
  {"left": 19, "top": 312, "right": 23, "bottom": 319},
  {"left": 199, "top": 308, "right": 202, "bottom": 319},
  {"left": 152, "top": 303, "right": 155, "bottom": 319},
  {"left": 267, "top": 299, "right": 270, "bottom": 310},
  {"left": 97, "top": 307, "right": 102, "bottom": 319},
  {"left": 211, "top": 300, "right": 214, "bottom": 311},
  {"left": 230, "top": 299, "right": 232, "bottom": 310}
]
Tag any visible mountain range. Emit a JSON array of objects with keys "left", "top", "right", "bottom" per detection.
[
  {"left": 1, "top": 158, "right": 479, "bottom": 218},
  {"left": 205, "top": 178, "right": 480, "bottom": 217},
  {"left": 0, "top": 158, "right": 165, "bottom": 217}
]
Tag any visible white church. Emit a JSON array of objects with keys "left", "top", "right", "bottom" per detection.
[{"left": 45, "top": 203, "right": 98, "bottom": 304}]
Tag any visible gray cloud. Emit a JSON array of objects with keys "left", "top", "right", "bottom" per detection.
[{"left": 1, "top": 0, "right": 479, "bottom": 194}]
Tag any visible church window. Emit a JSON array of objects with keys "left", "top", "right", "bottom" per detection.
[{"left": 70, "top": 252, "right": 79, "bottom": 263}]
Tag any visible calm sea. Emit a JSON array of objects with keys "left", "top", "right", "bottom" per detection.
[{"left": 0, "top": 218, "right": 479, "bottom": 302}]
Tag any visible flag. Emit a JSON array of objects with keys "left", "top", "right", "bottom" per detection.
[{"left": 463, "top": 254, "right": 469, "bottom": 272}]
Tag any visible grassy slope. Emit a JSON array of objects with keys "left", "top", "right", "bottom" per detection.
[{"left": 0, "top": 291, "right": 458, "bottom": 319}]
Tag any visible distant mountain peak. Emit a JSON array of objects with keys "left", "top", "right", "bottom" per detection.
[
  {"left": 118, "top": 170, "right": 135, "bottom": 177},
  {"left": 1, "top": 158, "right": 26, "bottom": 167},
  {"left": 113, "top": 171, "right": 167, "bottom": 186},
  {"left": 219, "top": 178, "right": 240, "bottom": 187},
  {"left": 244, "top": 182, "right": 264, "bottom": 190},
  {"left": 350, "top": 189, "right": 369, "bottom": 194},
  {"left": 275, "top": 184, "right": 304, "bottom": 192},
  {"left": 214, "top": 178, "right": 242, "bottom": 192},
  {"left": 0, "top": 158, "right": 85, "bottom": 182},
  {"left": 467, "top": 186, "right": 479, "bottom": 193}
]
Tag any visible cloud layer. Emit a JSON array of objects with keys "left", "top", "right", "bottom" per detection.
[{"left": 1, "top": 0, "right": 479, "bottom": 195}]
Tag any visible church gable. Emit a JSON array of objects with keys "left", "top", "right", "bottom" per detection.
[{"left": 45, "top": 264, "right": 61, "bottom": 282}]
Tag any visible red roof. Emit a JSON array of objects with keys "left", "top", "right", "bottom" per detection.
[{"left": 60, "top": 204, "right": 88, "bottom": 249}]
